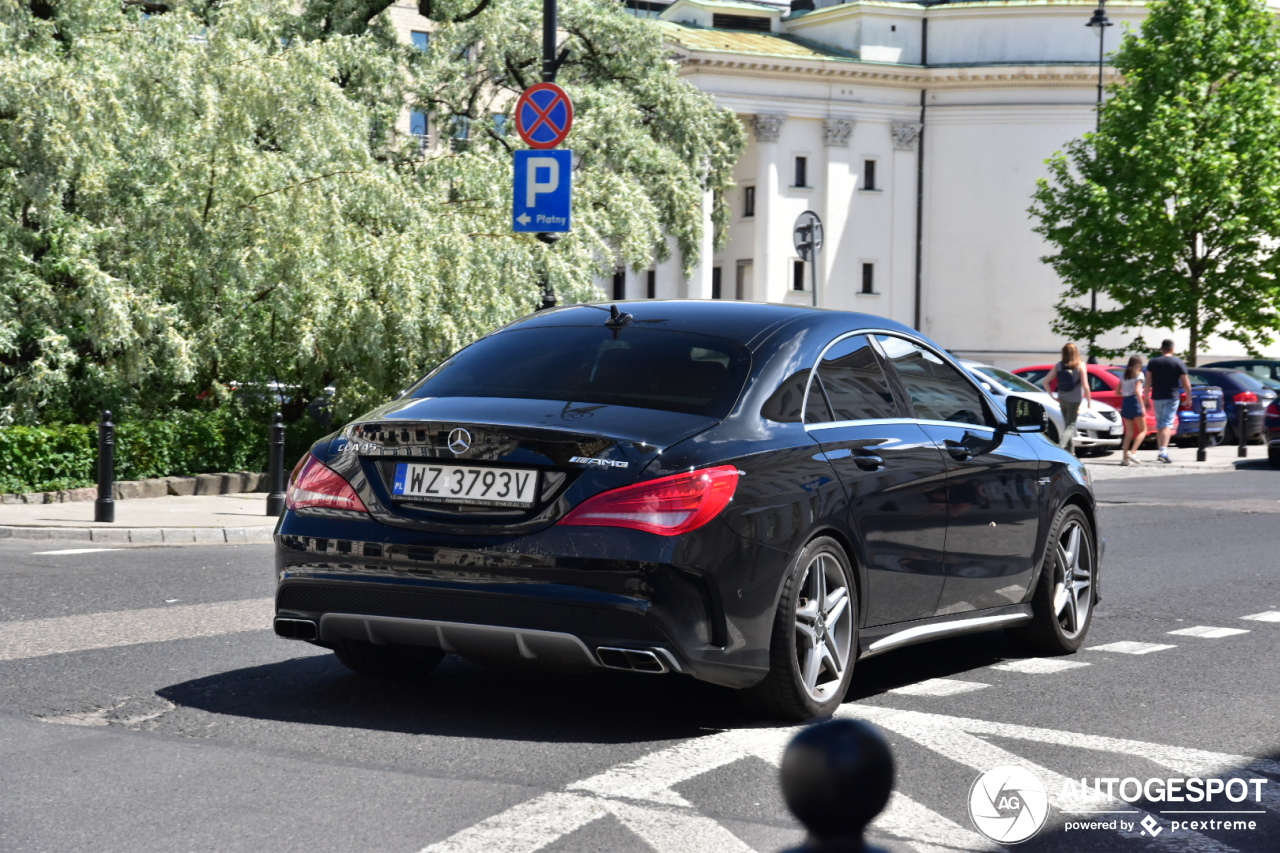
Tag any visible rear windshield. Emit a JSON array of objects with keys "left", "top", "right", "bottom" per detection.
[{"left": 407, "top": 326, "right": 752, "bottom": 418}]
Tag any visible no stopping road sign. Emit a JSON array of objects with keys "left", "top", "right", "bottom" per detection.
[{"left": 515, "top": 83, "right": 574, "bottom": 149}]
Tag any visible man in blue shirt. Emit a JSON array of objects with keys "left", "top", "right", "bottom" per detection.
[{"left": 1145, "top": 339, "right": 1193, "bottom": 463}]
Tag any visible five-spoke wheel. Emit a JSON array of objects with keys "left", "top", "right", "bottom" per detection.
[
  {"left": 1015, "top": 504, "right": 1097, "bottom": 654},
  {"left": 747, "top": 537, "right": 858, "bottom": 720}
]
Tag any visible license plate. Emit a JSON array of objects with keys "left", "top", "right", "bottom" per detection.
[
  {"left": 1110, "top": 424, "right": 1124, "bottom": 436},
  {"left": 1201, "top": 399, "right": 1219, "bottom": 411},
  {"left": 392, "top": 463, "right": 538, "bottom": 508}
]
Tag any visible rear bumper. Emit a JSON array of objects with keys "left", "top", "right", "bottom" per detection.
[{"left": 273, "top": 511, "right": 781, "bottom": 689}]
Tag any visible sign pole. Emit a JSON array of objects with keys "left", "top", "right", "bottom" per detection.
[
  {"left": 793, "top": 210, "right": 824, "bottom": 310},
  {"left": 810, "top": 242, "right": 819, "bottom": 308},
  {"left": 543, "top": 0, "right": 557, "bottom": 83}
]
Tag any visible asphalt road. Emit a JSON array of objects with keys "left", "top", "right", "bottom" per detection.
[{"left": 0, "top": 467, "right": 1276, "bottom": 853}]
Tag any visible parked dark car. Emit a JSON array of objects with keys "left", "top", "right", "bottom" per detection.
[
  {"left": 273, "top": 302, "right": 1100, "bottom": 720},
  {"left": 1185, "top": 368, "right": 1275, "bottom": 444},
  {"left": 1265, "top": 400, "right": 1280, "bottom": 468},
  {"left": 1203, "top": 359, "right": 1280, "bottom": 393}
]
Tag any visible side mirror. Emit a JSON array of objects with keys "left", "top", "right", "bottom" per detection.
[{"left": 1006, "top": 395, "right": 1047, "bottom": 433}]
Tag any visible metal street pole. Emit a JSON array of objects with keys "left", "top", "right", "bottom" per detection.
[
  {"left": 1085, "top": 2, "right": 1112, "bottom": 357},
  {"left": 535, "top": 0, "right": 560, "bottom": 310}
]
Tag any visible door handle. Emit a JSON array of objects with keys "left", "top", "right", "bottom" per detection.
[
  {"left": 853, "top": 452, "right": 884, "bottom": 471},
  {"left": 944, "top": 440, "right": 973, "bottom": 461}
]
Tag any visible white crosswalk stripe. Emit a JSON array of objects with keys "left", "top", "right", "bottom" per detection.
[
  {"left": 0, "top": 598, "right": 274, "bottom": 662},
  {"left": 1167, "top": 626, "right": 1250, "bottom": 639},
  {"left": 990, "top": 658, "right": 1090, "bottom": 674},
  {"left": 30, "top": 548, "right": 125, "bottom": 556},
  {"left": 888, "top": 677, "right": 990, "bottom": 696},
  {"left": 1241, "top": 611, "right": 1280, "bottom": 622},
  {"left": 1088, "top": 640, "right": 1177, "bottom": 654}
]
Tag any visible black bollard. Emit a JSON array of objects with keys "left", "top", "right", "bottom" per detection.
[
  {"left": 779, "top": 719, "right": 895, "bottom": 853},
  {"left": 1237, "top": 403, "right": 1248, "bottom": 458},
  {"left": 266, "top": 412, "right": 286, "bottom": 516},
  {"left": 94, "top": 411, "right": 115, "bottom": 523},
  {"left": 1196, "top": 407, "right": 1208, "bottom": 462}
]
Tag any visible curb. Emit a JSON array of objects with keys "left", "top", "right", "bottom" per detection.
[
  {"left": 0, "top": 525, "right": 275, "bottom": 544},
  {"left": 1, "top": 472, "right": 268, "bottom": 506}
]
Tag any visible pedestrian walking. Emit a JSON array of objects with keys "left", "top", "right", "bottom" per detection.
[
  {"left": 1145, "top": 339, "right": 1193, "bottom": 463},
  {"left": 1119, "top": 355, "right": 1148, "bottom": 466},
  {"left": 1040, "top": 343, "right": 1091, "bottom": 454}
]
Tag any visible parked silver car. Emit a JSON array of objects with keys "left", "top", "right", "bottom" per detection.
[{"left": 961, "top": 361, "right": 1123, "bottom": 454}]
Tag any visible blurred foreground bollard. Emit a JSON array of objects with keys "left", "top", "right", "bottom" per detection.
[
  {"left": 1196, "top": 407, "right": 1208, "bottom": 462},
  {"left": 94, "top": 411, "right": 115, "bottom": 523},
  {"left": 779, "top": 719, "right": 894, "bottom": 853},
  {"left": 266, "top": 412, "right": 286, "bottom": 516},
  {"left": 1237, "top": 405, "right": 1248, "bottom": 458}
]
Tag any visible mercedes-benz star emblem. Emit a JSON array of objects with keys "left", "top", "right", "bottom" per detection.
[{"left": 447, "top": 428, "right": 471, "bottom": 455}]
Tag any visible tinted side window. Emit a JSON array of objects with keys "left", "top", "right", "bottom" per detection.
[
  {"left": 816, "top": 335, "right": 900, "bottom": 421},
  {"left": 762, "top": 369, "right": 832, "bottom": 423},
  {"left": 1088, "top": 373, "right": 1110, "bottom": 393},
  {"left": 875, "top": 335, "right": 990, "bottom": 426}
]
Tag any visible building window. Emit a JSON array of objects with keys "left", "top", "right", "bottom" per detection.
[
  {"left": 411, "top": 31, "right": 429, "bottom": 51},
  {"left": 793, "top": 260, "right": 806, "bottom": 291},
  {"left": 410, "top": 111, "right": 428, "bottom": 153},
  {"left": 451, "top": 115, "right": 470, "bottom": 151},
  {"left": 735, "top": 260, "right": 751, "bottom": 300},
  {"left": 492, "top": 113, "right": 509, "bottom": 136},
  {"left": 646, "top": 269, "right": 656, "bottom": 298},
  {"left": 743, "top": 185, "right": 755, "bottom": 218},
  {"left": 612, "top": 268, "right": 626, "bottom": 300},
  {"left": 794, "top": 156, "right": 808, "bottom": 188},
  {"left": 863, "top": 159, "right": 877, "bottom": 191},
  {"left": 861, "top": 263, "right": 876, "bottom": 294},
  {"left": 712, "top": 267, "right": 722, "bottom": 299},
  {"left": 712, "top": 13, "right": 771, "bottom": 32}
]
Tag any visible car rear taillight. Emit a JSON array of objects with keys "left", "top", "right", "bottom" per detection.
[
  {"left": 1267, "top": 401, "right": 1280, "bottom": 418},
  {"left": 286, "top": 455, "right": 368, "bottom": 513},
  {"left": 1233, "top": 392, "right": 1259, "bottom": 404},
  {"left": 558, "top": 465, "right": 739, "bottom": 536}
]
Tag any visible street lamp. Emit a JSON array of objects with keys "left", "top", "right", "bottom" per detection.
[
  {"left": 1086, "top": 2, "right": 1113, "bottom": 133},
  {"left": 1085, "top": 1, "right": 1113, "bottom": 356}
]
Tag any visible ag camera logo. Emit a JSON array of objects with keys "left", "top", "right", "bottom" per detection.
[{"left": 969, "top": 765, "right": 1050, "bottom": 843}]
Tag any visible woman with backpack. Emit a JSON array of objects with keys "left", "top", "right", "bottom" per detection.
[{"left": 1040, "top": 342, "right": 1091, "bottom": 453}]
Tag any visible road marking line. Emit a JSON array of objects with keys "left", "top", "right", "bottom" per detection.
[
  {"left": 888, "top": 678, "right": 990, "bottom": 697},
  {"left": 1241, "top": 611, "right": 1280, "bottom": 622},
  {"left": 0, "top": 598, "right": 274, "bottom": 662},
  {"left": 1087, "top": 641, "right": 1177, "bottom": 654},
  {"left": 839, "top": 707, "right": 1240, "bottom": 853},
  {"left": 31, "top": 548, "right": 125, "bottom": 556},
  {"left": 1167, "top": 626, "right": 1250, "bottom": 639},
  {"left": 990, "top": 658, "right": 1090, "bottom": 674}
]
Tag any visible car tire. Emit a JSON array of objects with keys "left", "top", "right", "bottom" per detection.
[
  {"left": 1012, "top": 505, "right": 1097, "bottom": 655},
  {"left": 1046, "top": 423, "right": 1060, "bottom": 446},
  {"left": 744, "top": 537, "right": 858, "bottom": 721},
  {"left": 333, "top": 639, "right": 445, "bottom": 680}
]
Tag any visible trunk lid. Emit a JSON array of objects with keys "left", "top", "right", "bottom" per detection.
[{"left": 324, "top": 396, "right": 718, "bottom": 535}]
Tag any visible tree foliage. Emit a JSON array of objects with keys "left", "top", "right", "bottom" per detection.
[
  {"left": 1030, "top": 0, "right": 1280, "bottom": 364},
  {"left": 0, "top": 0, "right": 743, "bottom": 425}
]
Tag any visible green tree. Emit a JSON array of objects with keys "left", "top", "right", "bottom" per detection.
[
  {"left": 1030, "top": 0, "right": 1280, "bottom": 364},
  {"left": 0, "top": 0, "right": 743, "bottom": 425}
]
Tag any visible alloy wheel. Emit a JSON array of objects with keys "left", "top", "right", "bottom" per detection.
[
  {"left": 1051, "top": 519, "right": 1094, "bottom": 640},
  {"left": 793, "top": 551, "right": 854, "bottom": 702}
]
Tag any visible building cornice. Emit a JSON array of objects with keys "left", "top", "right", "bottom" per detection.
[{"left": 678, "top": 54, "right": 1117, "bottom": 90}]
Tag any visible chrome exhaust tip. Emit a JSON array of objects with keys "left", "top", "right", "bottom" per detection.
[
  {"left": 596, "top": 647, "right": 669, "bottom": 674},
  {"left": 274, "top": 617, "right": 318, "bottom": 641}
]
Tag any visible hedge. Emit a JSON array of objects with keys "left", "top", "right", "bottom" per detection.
[{"left": 0, "top": 409, "right": 329, "bottom": 495}]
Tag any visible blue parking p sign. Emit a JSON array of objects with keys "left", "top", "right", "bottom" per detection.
[{"left": 513, "top": 149, "right": 571, "bottom": 233}]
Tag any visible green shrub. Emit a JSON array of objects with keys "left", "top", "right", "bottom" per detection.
[{"left": 0, "top": 410, "right": 329, "bottom": 494}]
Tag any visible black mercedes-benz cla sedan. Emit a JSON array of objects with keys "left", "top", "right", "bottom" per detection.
[{"left": 274, "top": 301, "right": 1099, "bottom": 719}]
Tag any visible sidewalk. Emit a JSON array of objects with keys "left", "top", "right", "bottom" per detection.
[
  {"left": 0, "top": 493, "right": 276, "bottom": 544},
  {"left": 1081, "top": 440, "right": 1263, "bottom": 480}
]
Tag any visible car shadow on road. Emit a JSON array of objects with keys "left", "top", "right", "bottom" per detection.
[{"left": 157, "top": 630, "right": 1022, "bottom": 742}]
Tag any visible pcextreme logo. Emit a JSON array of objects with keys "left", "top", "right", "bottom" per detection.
[{"left": 969, "top": 765, "right": 1050, "bottom": 843}]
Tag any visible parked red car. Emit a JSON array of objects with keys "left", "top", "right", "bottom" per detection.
[{"left": 1013, "top": 364, "right": 1161, "bottom": 434}]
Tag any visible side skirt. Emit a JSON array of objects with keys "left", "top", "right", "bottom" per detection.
[{"left": 857, "top": 605, "right": 1033, "bottom": 660}]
